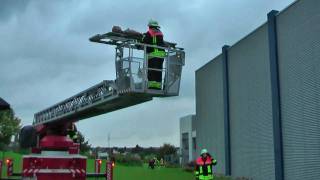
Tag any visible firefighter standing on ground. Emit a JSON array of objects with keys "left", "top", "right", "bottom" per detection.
[
  {"left": 141, "top": 19, "right": 166, "bottom": 90},
  {"left": 195, "top": 149, "right": 217, "bottom": 180}
]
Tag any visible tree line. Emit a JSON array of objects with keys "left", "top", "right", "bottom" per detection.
[{"left": 0, "top": 108, "right": 91, "bottom": 154}]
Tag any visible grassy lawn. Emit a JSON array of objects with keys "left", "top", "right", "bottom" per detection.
[
  {"left": 0, "top": 151, "right": 23, "bottom": 178},
  {"left": 0, "top": 151, "right": 236, "bottom": 180},
  {"left": 0, "top": 151, "right": 239, "bottom": 180},
  {"left": 1, "top": 151, "right": 234, "bottom": 180},
  {"left": 113, "top": 164, "right": 194, "bottom": 180},
  {"left": 87, "top": 163, "right": 195, "bottom": 180},
  {"left": 1, "top": 151, "right": 194, "bottom": 179}
]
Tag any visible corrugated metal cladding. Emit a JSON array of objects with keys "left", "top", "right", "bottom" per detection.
[
  {"left": 276, "top": 0, "right": 320, "bottom": 179},
  {"left": 195, "top": 55, "right": 225, "bottom": 174},
  {"left": 194, "top": 0, "right": 320, "bottom": 179},
  {"left": 228, "top": 23, "right": 275, "bottom": 180}
]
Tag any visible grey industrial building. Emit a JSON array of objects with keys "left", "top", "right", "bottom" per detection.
[
  {"left": 195, "top": 0, "right": 320, "bottom": 180},
  {"left": 179, "top": 115, "right": 197, "bottom": 165}
]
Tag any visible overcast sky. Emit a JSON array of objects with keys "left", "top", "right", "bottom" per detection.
[{"left": 0, "top": 0, "right": 295, "bottom": 147}]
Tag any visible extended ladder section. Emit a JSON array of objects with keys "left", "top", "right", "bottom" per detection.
[{"left": 34, "top": 32, "right": 185, "bottom": 126}]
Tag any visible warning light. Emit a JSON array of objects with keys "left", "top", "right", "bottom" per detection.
[
  {"left": 6, "top": 159, "right": 13, "bottom": 176},
  {"left": 94, "top": 159, "right": 102, "bottom": 173}
]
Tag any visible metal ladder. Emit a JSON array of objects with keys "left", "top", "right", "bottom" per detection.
[{"left": 34, "top": 33, "right": 185, "bottom": 126}]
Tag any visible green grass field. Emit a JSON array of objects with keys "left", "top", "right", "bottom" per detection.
[
  {"left": 1, "top": 151, "right": 195, "bottom": 180},
  {"left": 113, "top": 164, "right": 194, "bottom": 180},
  {"left": 1, "top": 151, "right": 23, "bottom": 178},
  {"left": 0, "top": 151, "right": 234, "bottom": 180}
]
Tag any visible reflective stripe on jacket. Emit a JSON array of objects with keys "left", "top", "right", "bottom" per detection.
[
  {"left": 195, "top": 156, "right": 217, "bottom": 180},
  {"left": 141, "top": 27, "right": 166, "bottom": 58}
]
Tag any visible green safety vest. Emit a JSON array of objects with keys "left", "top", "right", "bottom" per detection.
[
  {"left": 148, "top": 36, "right": 166, "bottom": 58},
  {"left": 195, "top": 166, "right": 213, "bottom": 180}
]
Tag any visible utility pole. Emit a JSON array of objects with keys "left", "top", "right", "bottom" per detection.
[{"left": 108, "top": 133, "right": 111, "bottom": 156}]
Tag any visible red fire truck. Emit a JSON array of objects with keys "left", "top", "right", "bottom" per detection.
[{"left": 11, "top": 30, "right": 185, "bottom": 180}]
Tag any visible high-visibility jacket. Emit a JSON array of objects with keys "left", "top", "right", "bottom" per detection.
[
  {"left": 141, "top": 27, "right": 166, "bottom": 58},
  {"left": 195, "top": 156, "right": 217, "bottom": 180}
]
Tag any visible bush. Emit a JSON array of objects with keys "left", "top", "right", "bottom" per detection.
[
  {"left": 183, "top": 161, "right": 196, "bottom": 172},
  {"left": 114, "top": 153, "right": 143, "bottom": 166}
]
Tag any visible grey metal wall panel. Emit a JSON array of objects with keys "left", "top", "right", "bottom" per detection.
[
  {"left": 195, "top": 55, "right": 225, "bottom": 174},
  {"left": 277, "top": 0, "right": 320, "bottom": 179},
  {"left": 192, "top": 115, "right": 197, "bottom": 132},
  {"left": 228, "top": 24, "right": 275, "bottom": 179}
]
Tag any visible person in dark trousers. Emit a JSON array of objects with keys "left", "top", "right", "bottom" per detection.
[
  {"left": 149, "top": 158, "right": 155, "bottom": 169},
  {"left": 141, "top": 19, "right": 166, "bottom": 90},
  {"left": 195, "top": 149, "right": 217, "bottom": 180}
]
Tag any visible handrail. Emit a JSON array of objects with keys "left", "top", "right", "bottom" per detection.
[{"left": 33, "top": 34, "right": 185, "bottom": 126}]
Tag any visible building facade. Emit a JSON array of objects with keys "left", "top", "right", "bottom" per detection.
[
  {"left": 195, "top": 0, "right": 320, "bottom": 180},
  {"left": 180, "top": 115, "right": 196, "bottom": 165}
]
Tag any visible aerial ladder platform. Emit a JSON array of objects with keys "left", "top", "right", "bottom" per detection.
[
  {"left": 15, "top": 30, "right": 185, "bottom": 180},
  {"left": 33, "top": 31, "right": 184, "bottom": 126}
]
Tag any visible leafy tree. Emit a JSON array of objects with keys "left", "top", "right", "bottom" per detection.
[
  {"left": 0, "top": 109, "right": 21, "bottom": 150},
  {"left": 131, "top": 144, "right": 143, "bottom": 154},
  {"left": 158, "top": 143, "right": 177, "bottom": 159}
]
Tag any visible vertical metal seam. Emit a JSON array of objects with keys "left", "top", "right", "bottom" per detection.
[
  {"left": 267, "top": 10, "right": 284, "bottom": 180},
  {"left": 222, "top": 45, "right": 231, "bottom": 176}
]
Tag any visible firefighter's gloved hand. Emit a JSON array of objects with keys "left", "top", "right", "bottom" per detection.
[{"left": 212, "top": 159, "right": 217, "bottom": 166}]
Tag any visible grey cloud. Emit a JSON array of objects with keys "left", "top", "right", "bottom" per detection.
[
  {"left": 0, "top": 0, "right": 294, "bottom": 147},
  {"left": 0, "top": 0, "right": 30, "bottom": 21}
]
